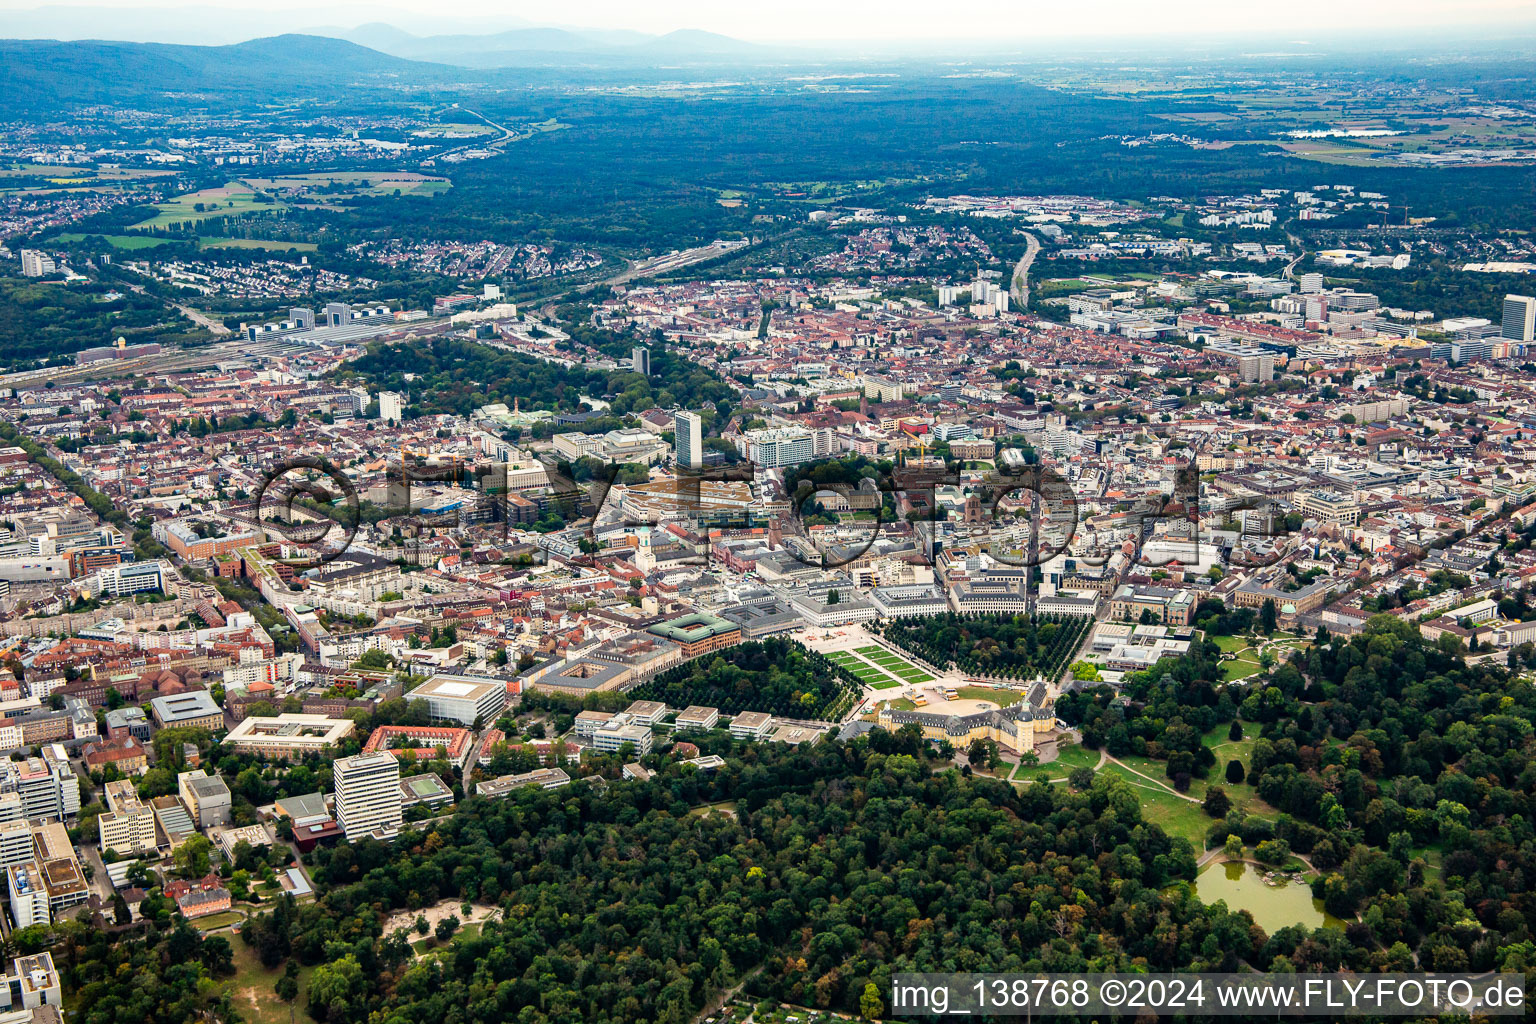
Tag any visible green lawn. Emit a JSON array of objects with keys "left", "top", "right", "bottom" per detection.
[
  {"left": 1023, "top": 746, "right": 1236, "bottom": 847},
  {"left": 192, "top": 910, "right": 245, "bottom": 931},
  {"left": 827, "top": 651, "right": 901, "bottom": 689},
  {"left": 1014, "top": 761, "right": 1058, "bottom": 782},
  {"left": 1210, "top": 634, "right": 1254, "bottom": 654},
  {"left": 1111, "top": 732, "right": 1274, "bottom": 820},
  {"left": 222, "top": 938, "right": 313, "bottom": 1024},
  {"left": 1204, "top": 722, "right": 1257, "bottom": 768},
  {"left": 854, "top": 645, "right": 934, "bottom": 683},
  {"left": 1045, "top": 743, "right": 1102, "bottom": 773},
  {"left": 1409, "top": 844, "right": 1444, "bottom": 882},
  {"left": 412, "top": 920, "right": 484, "bottom": 956},
  {"left": 1200, "top": 732, "right": 1269, "bottom": 813},
  {"left": 1220, "top": 657, "right": 1263, "bottom": 681},
  {"left": 52, "top": 232, "right": 176, "bottom": 250},
  {"left": 1101, "top": 762, "right": 1213, "bottom": 848},
  {"left": 1110, "top": 751, "right": 1186, "bottom": 788},
  {"left": 957, "top": 685, "right": 1023, "bottom": 703}
]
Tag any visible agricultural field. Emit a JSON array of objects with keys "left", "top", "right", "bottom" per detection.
[
  {"left": 198, "top": 237, "right": 318, "bottom": 252},
  {"left": 415, "top": 122, "right": 496, "bottom": 136},
  {"left": 130, "top": 182, "right": 282, "bottom": 229},
  {"left": 240, "top": 171, "right": 452, "bottom": 200},
  {"left": 0, "top": 162, "right": 177, "bottom": 183}
]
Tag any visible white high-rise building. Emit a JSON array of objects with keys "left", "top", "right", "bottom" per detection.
[
  {"left": 1238, "top": 354, "right": 1275, "bottom": 383},
  {"left": 334, "top": 752, "right": 402, "bottom": 841},
  {"left": 8, "top": 863, "right": 48, "bottom": 927},
  {"left": 1503, "top": 294, "right": 1536, "bottom": 343},
  {"left": 0, "top": 750, "right": 79, "bottom": 823},
  {"left": 1299, "top": 272, "right": 1324, "bottom": 294},
  {"left": 632, "top": 346, "right": 651, "bottom": 375},
  {"left": 18, "top": 251, "right": 55, "bottom": 278},
  {"left": 378, "top": 391, "right": 405, "bottom": 425},
  {"left": 0, "top": 821, "right": 32, "bottom": 870},
  {"left": 97, "top": 780, "right": 158, "bottom": 857},
  {"left": 674, "top": 410, "right": 702, "bottom": 469}
]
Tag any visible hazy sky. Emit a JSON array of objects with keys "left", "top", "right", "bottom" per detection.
[
  {"left": 554, "top": 0, "right": 1530, "bottom": 41},
  {"left": 4, "top": 0, "right": 1534, "bottom": 43}
]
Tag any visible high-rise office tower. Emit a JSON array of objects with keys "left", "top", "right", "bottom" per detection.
[
  {"left": 1502, "top": 294, "right": 1536, "bottom": 343},
  {"left": 674, "top": 410, "right": 702, "bottom": 469},
  {"left": 632, "top": 346, "right": 651, "bottom": 375},
  {"left": 333, "top": 751, "right": 402, "bottom": 841}
]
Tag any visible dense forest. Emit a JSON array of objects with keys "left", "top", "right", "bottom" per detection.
[
  {"left": 0, "top": 275, "right": 208, "bottom": 365},
  {"left": 1058, "top": 614, "right": 1536, "bottom": 969},
  {"left": 70, "top": 731, "right": 1235, "bottom": 1024},
  {"left": 876, "top": 612, "right": 1093, "bottom": 680},
  {"left": 334, "top": 336, "right": 734, "bottom": 422},
  {"left": 626, "top": 637, "right": 858, "bottom": 720}
]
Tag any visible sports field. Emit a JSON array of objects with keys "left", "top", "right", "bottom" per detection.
[
  {"left": 825, "top": 650, "right": 901, "bottom": 690},
  {"left": 854, "top": 645, "right": 934, "bottom": 684}
]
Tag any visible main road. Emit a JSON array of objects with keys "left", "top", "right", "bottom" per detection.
[
  {"left": 176, "top": 304, "right": 232, "bottom": 336},
  {"left": 1010, "top": 231, "right": 1041, "bottom": 310},
  {"left": 1282, "top": 224, "right": 1308, "bottom": 281},
  {"left": 428, "top": 104, "right": 516, "bottom": 164}
]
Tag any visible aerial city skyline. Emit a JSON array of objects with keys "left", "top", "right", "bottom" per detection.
[{"left": 0, "top": 7, "right": 1532, "bottom": 1024}]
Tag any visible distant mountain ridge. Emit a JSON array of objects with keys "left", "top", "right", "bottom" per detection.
[
  {"left": 0, "top": 34, "right": 440, "bottom": 111},
  {"left": 0, "top": 5, "right": 782, "bottom": 67},
  {"left": 0, "top": 5, "right": 534, "bottom": 45},
  {"left": 0, "top": 26, "right": 801, "bottom": 114},
  {"left": 331, "top": 22, "right": 782, "bottom": 67}
]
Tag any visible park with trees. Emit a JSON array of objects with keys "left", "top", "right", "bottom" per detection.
[{"left": 875, "top": 611, "right": 1092, "bottom": 680}]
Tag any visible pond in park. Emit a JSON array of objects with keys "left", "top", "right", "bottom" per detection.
[{"left": 1194, "top": 860, "right": 1345, "bottom": 933}]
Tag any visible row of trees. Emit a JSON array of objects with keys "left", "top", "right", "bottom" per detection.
[{"left": 876, "top": 611, "right": 1092, "bottom": 680}]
